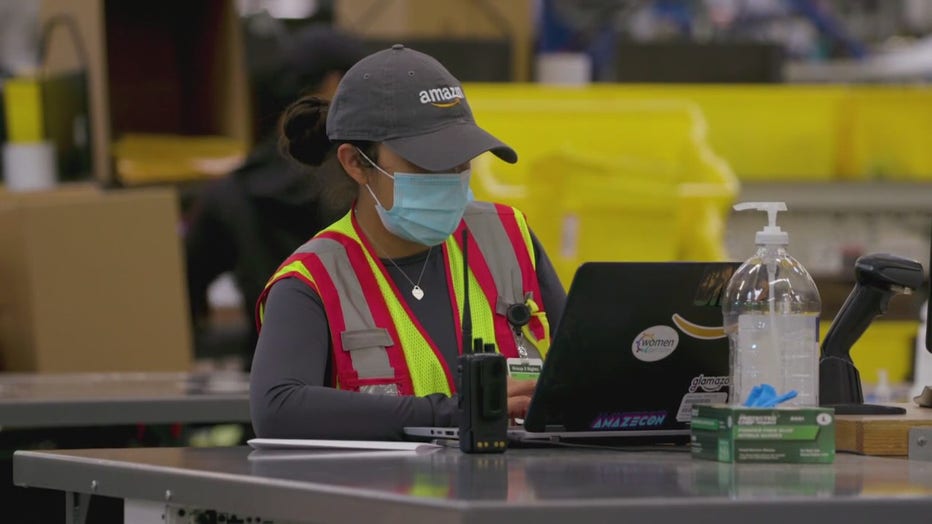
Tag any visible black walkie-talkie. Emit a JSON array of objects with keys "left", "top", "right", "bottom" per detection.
[{"left": 457, "top": 228, "right": 508, "bottom": 453}]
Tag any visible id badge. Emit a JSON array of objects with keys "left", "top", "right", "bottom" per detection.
[{"left": 506, "top": 358, "right": 543, "bottom": 380}]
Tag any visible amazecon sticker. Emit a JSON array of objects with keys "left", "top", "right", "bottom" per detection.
[{"left": 590, "top": 410, "right": 668, "bottom": 430}]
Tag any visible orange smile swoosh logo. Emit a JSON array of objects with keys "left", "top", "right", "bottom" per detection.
[
  {"left": 431, "top": 99, "right": 461, "bottom": 108},
  {"left": 672, "top": 313, "right": 726, "bottom": 340}
]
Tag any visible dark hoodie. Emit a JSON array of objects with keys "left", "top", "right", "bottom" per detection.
[{"left": 184, "top": 138, "right": 349, "bottom": 366}]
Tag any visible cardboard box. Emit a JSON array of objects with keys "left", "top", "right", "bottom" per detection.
[
  {"left": 38, "top": 0, "right": 251, "bottom": 185},
  {"left": 691, "top": 405, "right": 836, "bottom": 463},
  {"left": 0, "top": 185, "right": 192, "bottom": 372},
  {"left": 335, "top": 0, "right": 534, "bottom": 81}
]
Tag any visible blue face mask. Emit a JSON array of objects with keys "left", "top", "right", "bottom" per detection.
[{"left": 357, "top": 149, "right": 472, "bottom": 246}]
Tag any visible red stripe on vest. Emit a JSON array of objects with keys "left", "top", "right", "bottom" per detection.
[
  {"left": 494, "top": 204, "right": 547, "bottom": 340},
  {"left": 316, "top": 230, "right": 414, "bottom": 395},
  {"left": 453, "top": 222, "right": 520, "bottom": 359}
]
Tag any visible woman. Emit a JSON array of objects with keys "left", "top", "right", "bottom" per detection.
[
  {"left": 250, "top": 45, "right": 566, "bottom": 440},
  {"left": 185, "top": 26, "right": 365, "bottom": 369}
]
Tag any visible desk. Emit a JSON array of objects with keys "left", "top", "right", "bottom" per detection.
[
  {"left": 0, "top": 372, "right": 250, "bottom": 429},
  {"left": 1, "top": 372, "right": 250, "bottom": 524},
  {"left": 13, "top": 446, "right": 932, "bottom": 524}
]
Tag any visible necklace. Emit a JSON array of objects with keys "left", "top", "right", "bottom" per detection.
[
  {"left": 356, "top": 213, "right": 433, "bottom": 300},
  {"left": 386, "top": 245, "right": 432, "bottom": 300}
]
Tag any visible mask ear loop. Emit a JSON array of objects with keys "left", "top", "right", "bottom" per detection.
[
  {"left": 363, "top": 182, "right": 385, "bottom": 209},
  {"left": 354, "top": 147, "right": 392, "bottom": 210},
  {"left": 354, "top": 147, "right": 394, "bottom": 179}
]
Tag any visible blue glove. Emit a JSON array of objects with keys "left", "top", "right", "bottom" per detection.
[
  {"left": 743, "top": 383, "right": 797, "bottom": 407},
  {"left": 761, "top": 390, "right": 798, "bottom": 407}
]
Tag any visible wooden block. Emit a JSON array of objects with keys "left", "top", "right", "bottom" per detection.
[{"left": 835, "top": 403, "right": 932, "bottom": 456}]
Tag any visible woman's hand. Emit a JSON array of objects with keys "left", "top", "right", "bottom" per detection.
[{"left": 507, "top": 377, "right": 537, "bottom": 419}]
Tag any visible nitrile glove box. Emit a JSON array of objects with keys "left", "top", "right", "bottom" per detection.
[{"left": 690, "top": 405, "right": 835, "bottom": 463}]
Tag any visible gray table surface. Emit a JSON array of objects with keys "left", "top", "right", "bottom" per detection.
[
  {"left": 0, "top": 372, "right": 250, "bottom": 428},
  {"left": 13, "top": 445, "right": 932, "bottom": 524}
]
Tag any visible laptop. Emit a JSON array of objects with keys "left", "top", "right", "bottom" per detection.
[{"left": 405, "top": 261, "right": 739, "bottom": 444}]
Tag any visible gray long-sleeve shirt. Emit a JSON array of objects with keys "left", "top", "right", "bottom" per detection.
[{"left": 250, "top": 232, "right": 566, "bottom": 440}]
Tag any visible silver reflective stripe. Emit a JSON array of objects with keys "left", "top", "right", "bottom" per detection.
[
  {"left": 306, "top": 238, "right": 396, "bottom": 383},
  {"left": 463, "top": 202, "right": 524, "bottom": 305},
  {"left": 360, "top": 384, "right": 400, "bottom": 395},
  {"left": 462, "top": 203, "right": 542, "bottom": 361},
  {"left": 294, "top": 236, "right": 323, "bottom": 254}
]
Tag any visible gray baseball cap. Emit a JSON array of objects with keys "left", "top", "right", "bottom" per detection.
[{"left": 326, "top": 44, "right": 517, "bottom": 171}]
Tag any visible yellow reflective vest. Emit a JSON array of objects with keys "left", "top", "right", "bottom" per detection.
[{"left": 257, "top": 202, "right": 551, "bottom": 396}]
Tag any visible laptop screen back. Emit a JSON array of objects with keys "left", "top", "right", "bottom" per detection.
[{"left": 523, "top": 262, "right": 739, "bottom": 433}]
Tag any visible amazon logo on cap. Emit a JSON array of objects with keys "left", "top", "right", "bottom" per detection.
[{"left": 418, "top": 86, "right": 464, "bottom": 107}]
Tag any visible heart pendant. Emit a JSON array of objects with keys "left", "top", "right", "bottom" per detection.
[{"left": 411, "top": 286, "right": 425, "bottom": 300}]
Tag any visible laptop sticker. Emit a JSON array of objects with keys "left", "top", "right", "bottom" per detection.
[
  {"left": 676, "top": 374, "right": 729, "bottom": 421},
  {"left": 693, "top": 265, "right": 735, "bottom": 307},
  {"left": 590, "top": 410, "right": 668, "bottom": 430},
  {"left": 671, "top": 313, "right": 727, "bottom": 340},
  {"left": 631, "top": 325, "right": 679, "bottom": 362}
]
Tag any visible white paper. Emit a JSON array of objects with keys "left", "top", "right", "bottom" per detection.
[
  {"left": 247, "top": 450, "right": 425, "bottom": 461},
  {"left": 247, "top": 438, "right": 441, "bottom": 453}
]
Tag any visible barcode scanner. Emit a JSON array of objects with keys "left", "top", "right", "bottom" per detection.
[{"left": 820, "top": 253, "right": 924, "bottom": 415}]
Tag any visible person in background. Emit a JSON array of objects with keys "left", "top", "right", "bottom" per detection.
[
  {"left": 250, "top": 45, "right": 567, "bottom": 440},
  {"left": 185, "top": 26, "right": 366, "bottom": 369}
]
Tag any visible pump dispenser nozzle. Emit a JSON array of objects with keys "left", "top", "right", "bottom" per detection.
[{"left": 734, "top": 202, "right": 789, "bottom": 245}]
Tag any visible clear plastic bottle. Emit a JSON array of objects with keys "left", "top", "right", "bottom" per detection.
[{"left": 723, "top": 202, "right": 822, "bottom": 407}]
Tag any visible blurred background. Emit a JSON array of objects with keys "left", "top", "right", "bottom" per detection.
[{"left": 0, "top": 0, "right": 930, "bottom": 400}]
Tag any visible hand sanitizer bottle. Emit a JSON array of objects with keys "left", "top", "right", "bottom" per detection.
[{"left": 723, "top": 202, "right": 822, "bottom": 406}]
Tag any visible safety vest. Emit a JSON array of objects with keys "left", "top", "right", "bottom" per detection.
[{"left": 256, "top": 201, "right": 551, "bottom": 397}]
